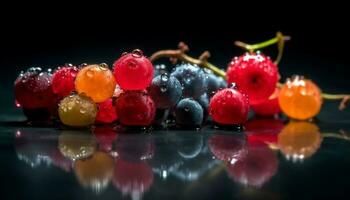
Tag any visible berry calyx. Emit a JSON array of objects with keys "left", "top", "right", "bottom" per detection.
[
  {"left": 52, "top": 64, "right": 79, "bottom": 99},
  {"left": 226, "top": 52, "right": 279, "bottom": 105},
  {"left": 278, "top": 76, "right": 322, "bottom": 120},
  {"left": 75, "top": 64, "right": 116, "bottom": 103},
  {"left": 209, "top": 87, "right": 249, "bottom": 125},
  {"left": 115, "top": 91, "right": 156, "bottom": 126},
  {"left": 113, "top": 49, "right": 154, "bottom": 90}
]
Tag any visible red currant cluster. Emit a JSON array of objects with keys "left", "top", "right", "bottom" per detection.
[{"left": 14, "top": 32, "right": 349, "bottom": 128}]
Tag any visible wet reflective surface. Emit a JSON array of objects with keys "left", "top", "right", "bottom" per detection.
[{"left": 1, "top": 110, "right": 350, "bottom": 200}]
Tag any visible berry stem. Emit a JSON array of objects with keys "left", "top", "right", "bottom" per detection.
[
  {"left": 322, "top": 93, "right": 350, "bottom": 110},
  {"left": 323, "top": 131, "right": 350, "bottom": 141},
  {"left": 234, "top": 32, "right": 291, "bottom": 64},
  {"left": 150, "top": 42, "right": 227, "bottom": 79}
]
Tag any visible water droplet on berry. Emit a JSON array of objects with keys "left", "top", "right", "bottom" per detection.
[
  {"left": 184, "top": 107, "right": 190, "bottom": 112},
  {"left": 80, "top": 109, "right": 86, "bottom": 114},
  {"left": 229, "top": 83, "right": 237, "bottom": 89},
  {"left": 131, "top": 49, "right": 143, "bottom": 58},
  {"left": 80, "top": 63, "right": 88, "bottom": 68},
  {"left": 15, "top": 100, "right": 21, "bottom": 108},
  {"left": 86, "top": 69, "right": 94, "bottom": 78},
  {"left": 160, "top": 87, "right": 167, "bottom": 92},
  {"left": 99, "top": 63, "right": 108, "bottom": 69}
]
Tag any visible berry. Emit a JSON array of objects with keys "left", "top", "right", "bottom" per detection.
[
  {"left": 148, "top": 74, "right": 182, "bottom": 109},
  {"left": 115, "top": 91, "right": 156, "bottom": 126},
  {"left": 226, "top": 141, "right": 278, "bottom": 187},
  {"left": 209, "top": 87, "right": 249, "bottom": 125},
  {"left": 279, "top": 76, "right": 322, "bottom": 120},
  {"left": 251, "top": 88, "right": 281, "bottom": 116},
  {"left": 170, "top": 63, "right": 207, "bottom": 98},
  {"left": 93, "top": 126, "right": 117, "bottom": 152},
  {"left": 50, "top": 149, "right": 72, "bottom": 172},
  {"left": 174, "top": 98, "right": 203, "bottom": 127},
  {"left": 278, "top": 121, "right": 322, "bottom": 160},
  {"left": 226, "top": 52, "right": 279, "bottom": 105},
  {"left": 208, "top": 133, "right": 247, "bottom": 162},
  {"left": 153, "top": 108, "right": 169, "bottom": 126},
  {"left": 246, "top": 118, "right": 284, "bottom": 148},
  {"left": 206, "top": 71, "right": 227, "bottom": 96},
  {"left": 113, "top": 50, "right": 154, "bottom": 90},
  {"left": 154, "top": 64, "right": 168, "bottom": 77},
  {"left": 96, "top": 98, "right": 118, "bottom": 124},
  {"left": 113, "top": 160, "right": 154, "bottom": 197},
  {"left": 75, "top": 64, "right": 116, "bottom": 103},
  {"left": 14, "top": 67, "right": 57, "bottom": 110},
  {"left": 52, "top": 64, "right": 79, "bottom": 99},
  {"left": 58, "top": 94, "right": 97, "bottom": 127},
  {"left": 74, "top": 151, "right": 114, "bottom": 192},
  {"left": 58, "top": 130, "right": 97, "bottom": 160},
  {"left": 196, "top": 93, "right": 209, "bottom": 121}
]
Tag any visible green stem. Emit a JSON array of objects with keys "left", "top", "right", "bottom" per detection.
[{"left": 322, "top": 93, "right": 349, "bottom": 100}]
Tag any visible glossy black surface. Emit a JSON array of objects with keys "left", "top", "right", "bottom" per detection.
[{"left": 1, "top": 102, "right": 350, "bottom": 200}]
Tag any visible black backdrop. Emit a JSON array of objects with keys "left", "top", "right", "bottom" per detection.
[{"left": 1, "top": 5, "right": 349, "bottom": 116}]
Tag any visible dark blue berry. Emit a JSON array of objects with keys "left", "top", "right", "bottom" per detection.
[
  {"left": 153, "top": 108, "right": 170, "bottom": 126},
  {"left": 170, "top": 63, "right": 207, "bottom": 98},
  {"left": 174, "top": 98, "right": 203, "bottom": 127},
  {"left": 148, "top": 74, "right": 182, "bottom": 109},
  {"left": 206, "top": 71, "right": 227, "bottom": 96},
  {"left": 196, "top": 93, "right": 209, "bottom": 122}
]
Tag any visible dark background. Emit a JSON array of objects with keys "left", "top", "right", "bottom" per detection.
[{"left": 1, "top": 5, "right": 349, "bottom": 117}]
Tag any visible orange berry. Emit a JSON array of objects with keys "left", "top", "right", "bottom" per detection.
[
  {"left": 278, "top": 76, "right": 322, "bottom": 120},
  {"left": 75, "top": 64, "right": 116, "bottom": 103},
  {"left": 278, "top": 121, "right": 322, "bottom": 160}
]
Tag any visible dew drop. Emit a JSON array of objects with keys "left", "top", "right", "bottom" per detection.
[
  {"left": 184, "top": 107, "right": 190, "bottom": 112},
  {"left": 131, "top": 49, "right": 143, "bottom": 58},
  {"left": 121, "top": 52, "right": 128, "bottom": 56},
  {"left": 86, "top": 69, "right": 94, "bottom": 78},
  {"left": 160, "top": 87, "right": 167, "bottom": 92},
  {"left": 15, "top": 100, "right": 21, "bottom": 108}
]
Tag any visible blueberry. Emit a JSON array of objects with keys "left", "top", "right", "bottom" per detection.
[
  {"left": 174, "top": 98, "right": 203, "bottom": 127},
  {"left": 206, "top": 72, "right": 227, "bottom": 97},
  {"left": 196, "top": 93, "right": 209, "bottom": 122},
  {"left": 148, "top": 74, "right": 182, "bottom": 109},
  {"left": 170, "top": 63, "right": 207, "bottom": 98},
  {"left": 153, "top": 108, "right": 170, "bottom": 126}
]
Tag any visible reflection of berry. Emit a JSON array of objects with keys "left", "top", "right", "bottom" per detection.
[
  {"left": 278, "top": 121, "right": 322, "bottom": 160},
  {"left": 52, "top": 64, "right": 79, "bottom": 99},
  {"left": 208, "top": 133, "right": 247, "bottom": 162},
  {"left": 279, "top": 76, "right": 322, "bottom": 120},
  {"left": 113, "top": 50, "right": 154, "bottom": 90},
  {"left": 113, "top": 160, "right": 154, "bottom": 198},
  {"left": 14, "top": 68, "right": 57, "bottom": 114},
  {"left": 246, "top": 118, "right": 284, "bottom": 146},
  {"left": 50, "top": 149, "right": 72, "bottom": 172},
  {"left": 93, "top": 126, "right": 117, "bottom": 152},
  {"left": 58, "top": 94, "right": 97, "bottom": 127},
  {"left": 75, "top": 64, "right": 116, "bottom": 103},
  {"left": 209, "top": 88, "right": 249, "bottom": 125},
  {"left": 226, "top": 141, "right": 278, "bottom": 187},
  {"left": 226, "top": 53, "right": 278, "bottom": 105},
  {"left": 116, "top": 91, "right": 156, "bottom": 126},
  {"left": 251, "top": 88, "right": 281, "bottom": 116},
  {"left": 115, "top": 134, "right": 154, "bottom": 162},
  {"left": 96, "top": 99, "right": 118, "bottom": 124},
  {"left": 74, "top": 151, "right": 114, "bottom": 193}
]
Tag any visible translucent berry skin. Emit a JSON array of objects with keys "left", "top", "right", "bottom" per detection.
[
  {"left": 75, "top": 64, "right": 116, "bottom": 103},
  {"left": 174, "top": 98, "right": 203, "bottom": 126},
  {"left": 14, "top": 67, "right": 56, "bottom": 109},
  {"left": 226, "top": 53, "right": 279, "bottom": 105},
  {"left": 251, "top": 88, "right": 281, "bottom": 116},
  {"left": 278, "top": 121, "right": 322, "bottom": 159},
  {"left": 96, "top": 98, "right": 118, "bottom": 124},
  {"left": 148, "top": 74, "right": 182, "bottom": 109},
  {"left": 52, "top": 64, "right": 79, "bottom": 99},
  {"left": 209, "top": 88, "right": 249, "bottom": 125},
  {"left": 113, "top": 51, "right": 154, "bottom": 90},
  {"left": 170, "top": 63, "right": 207, "bottom": 98},
  {"left": 58, "top": 94, "right": 97, "bottom": 127},
  {"left": 278, "top": 76, "right": 322, "bottom": 120},
  {"left": 115, "top": 91, "right": 156, "bottom": 126}
]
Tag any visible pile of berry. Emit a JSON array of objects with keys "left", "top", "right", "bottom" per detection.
[{"left": 14, "top": 33, "right": 349, "bottom": 128}]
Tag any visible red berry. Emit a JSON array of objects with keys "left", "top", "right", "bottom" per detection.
[
  {"left": 209, "top": 88, "right": 249, "bottom": 125},
  {"left": 52, "top": 64, "right": 79, "bottom": 99},
  {"left": 113, "top": 50, "right": 154, "bottom": 90},
  {"left": 245, "top": 118, "right": 285, "bottom": 146},
  {"left": 93, "top": 126, "right": 117, "bottom": 152},
  {"left": 226, "top": 52, "right": 279, "bottom": 105},
  {"left": 208, "top": 134, "right": 247, "bottom": 162},
  {"left": 96, "top": 99, "right": 118, "bottom": 124},
  {"left": 115, "top": 91, "right": 156, "bottom": 126},
  {"left": 113, "top": 160, "right": 154, "bottom": 197},
  {"left": 251, "top": 88, "right": 281, "bottom": 116},
  {"left": 226, "top": 141, "right": 278, "bottom": 187}
]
